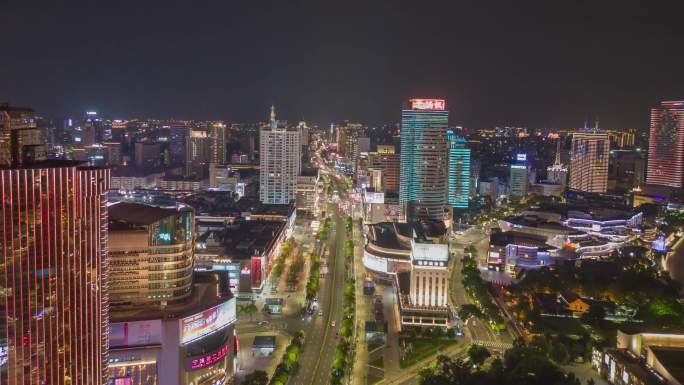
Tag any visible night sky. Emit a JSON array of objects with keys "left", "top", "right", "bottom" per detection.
[{"left": 2, "top": 1, "right": 684, "bottom": 129}]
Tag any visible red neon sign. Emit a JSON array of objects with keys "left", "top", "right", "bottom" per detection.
[
  {"left": 410, "top": 99, "right": 446, "bottom": 110},
  {"left": 188, "top": 343, "right": 230, "bottom": 370}
]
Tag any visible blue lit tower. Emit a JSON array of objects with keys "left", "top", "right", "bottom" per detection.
[
  {"left": 447, "top": 132, "right": 470, "bottom": 209},
  {"left": 399, "top": 99, "right": 449, "bottom": 221}
]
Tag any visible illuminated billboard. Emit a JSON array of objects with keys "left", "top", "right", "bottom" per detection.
[
  {"left": 364, "top": 191, "right": 385, "bottom": 204},
  {"left": 185, "top": 341, "right": 231, "bottom": 371},
  {"left": 109, "top": 320, "right": 162, "bottom": 348},
  {"left": 516, "top": 153, "right": 527, "bottom": 162},
  {"left": 180, "top": 298, "right": 236, "bottom": 345},
  {"left": 409, "top": 99, "right": 446, "bottom": 111}
]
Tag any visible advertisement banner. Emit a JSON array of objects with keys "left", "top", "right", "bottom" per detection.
[
  {"left": 180, "top": 298, "right": 236, "bottom": 345},
  {"left": 109, "top": 320, "right": 162, "bottom": 348}
]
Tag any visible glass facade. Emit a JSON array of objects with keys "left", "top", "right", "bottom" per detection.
[
  {"left": 447, "top": 132, "right": 470, "bottom": 209},
  {"left": 0, "top": 165, "right": 110, "bottom": 384},
  {"left": 399, "top": 105, "right": 449, "bottom": 220},
  {"left": 647, "top": 101, "right": 684, "bottom": 188}
]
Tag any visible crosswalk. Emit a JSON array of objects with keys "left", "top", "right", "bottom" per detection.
[{"left": 471, "top": 339, "right": 513, "bottom": 351}]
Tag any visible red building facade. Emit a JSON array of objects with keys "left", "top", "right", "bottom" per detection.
[{"left": 1, "top": 162, "right": 110, "bottom": 384}]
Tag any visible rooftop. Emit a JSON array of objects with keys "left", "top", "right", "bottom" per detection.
[
  {"left": 650, "top": 347, "right": 684, "bottom": 385},
  {"left": 252, "top": 335, "right": 276, "bottom": 348},
  {"left": 108, "top": 202, "right": 191, "bottom": 226},
  {"left": 110, "top": 272, "right": 231, "bottom": 322}
]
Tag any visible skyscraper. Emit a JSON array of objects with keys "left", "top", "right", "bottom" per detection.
[
  {"left": 185, "top": 129, "right": 211, "bottom": 177},
  {"left": 399, "top": 99, "right": 449, "bottom": 221},
  {"left": 0, "top": 104, "right": 37, "bottom": 166},
  {"left": 368, "top": 152, "right": 400, "bottom": 193},
  {"left": 646, "top": 101, "right": 684, "bottom": 189},
  {"left": 569, "top": 131, "right": 609, "bottom": 193},
  {"left": 210, "top": 121, "right": 228, "bottom": 164},
  {"left": 509, "top": 153, "right": 529, "bottom": 198},
  {"left": 1, "top": 157, "right": 110, "bottom": 384},
  {"left": 447, "top": 131, "right": 470, "bottom": 209},
  {"left": 259, "top": 106, "right": 301, "bottom": 204},
  {"left": 547, "top": 138, "right": 568, "bottom": 186}
]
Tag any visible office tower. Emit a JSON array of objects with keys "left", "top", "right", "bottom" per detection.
[
  {"left": 108, "top": 202, "right": 195, "bottom": 306},
  {"left": 185, "top": 129, "right": 211, "bottom": 177},
  {"left": 210, "top": 122, "right": 227, "bottom": 164},
  {"left": 0, "top": 104, "right": 36, "bottom": 166},
  {"left": 609, "top": 149, "right": 646, "bottom": 189},
  {"left": 134, "top": 141, "right": 161, "bottom": 168},
  {"left": 170, "top": 122, "right": 189, "bottom": 165},
  {"left": 298, "top": 120, "right": 310, "bottom": 149},
  {"left": 0, "top": 155, "right": 110, "bottom": 384},
  {"left": 368, "top": 152, "right": 400, "bottom": 193},
  {"left": 102, "top": 141, "right": 122, "bottom": 166},
  {"left": 569, "top": 131, "right": 609, "bottom": 193},
  {"left": 447, "top": 131, "right": 471, "bottom": 209},
  {"left": 399, "top": 98, "right": 449, "bottom": 221},
  {"left": 509, "top": 153, "right": 529, "bottom": 197},
  {"left": 82, "top": 111, "right": 100, "bottom": 146},
  {"left": 337, "top": 122, "right": 364, "bottom": 171},
  {"left": 646, "top": 101, "right": 684, "bottom": 189},
  {"left": 547, "top": 139, "right": 568, "bottom": 186},
  {"left": 259, "top": 106, "right": 301, "bottom": 204}
]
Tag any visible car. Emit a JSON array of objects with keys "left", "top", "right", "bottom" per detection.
[
  {"left": 331, "top": 320, "right": 336, "bottom": 327},
  {"left": 318, "top": 310, "right": 323, "bottom": 316}
]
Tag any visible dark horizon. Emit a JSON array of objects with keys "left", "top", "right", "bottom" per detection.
[{"left": 2, "top": 1, "right": 684, "bottom": 128}]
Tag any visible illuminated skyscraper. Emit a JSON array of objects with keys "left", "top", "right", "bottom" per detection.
[
  {"left": 569, "top": 131, "right": 609, "bottom": 193},
  {"left": 0, "top": 104, "right": 37, "bottom": 166},
  {"left": 447, "top": 132, "right": 470, "bottom": 209},
  {"left": 0, "top": 158, "right": 110, "bottom": 384},
  {"left": 547, "top": 139, "right": 568, "bottom": 186},
  {"left": 646, "top": 101, "right": 684, "bottom": 189},
  {"left": 260, "top": 106, "right": 301, "bottom": 204},
  {"left": 509, "top": 154, "right": 529, "bottom": 197},
  {"left": 399, "top": 99, "right": 449, "bottom": 221}
]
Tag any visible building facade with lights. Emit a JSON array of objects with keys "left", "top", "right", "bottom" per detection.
[
  {"left": 0, "top": 160, "right": 110, "bottom": 385},
  {"left": 569, "top": 131, "right": 610, "bottom": 193},
  {"left": 646, "top": 100, "right": 684, "bottom": 190},
  {"left": 399, "top": 99, "right": 449, "bottom": 221},
  {"left": 109, "top": 274, "right": 237, "bottom": 385},
  {"left": 108, "top": 202, "right": 195, "bottom": 306},
  {"left": 259, "top": 107, "right": 301, "bottom": 204},
  {"left": 509, "top": 154, "right": 529, "bottom": 198},
  {"left": 447, "top": 132, "right": 470, "bottom": 209}
]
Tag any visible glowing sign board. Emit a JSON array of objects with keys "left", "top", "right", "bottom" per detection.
[
  {"left": 180, "top": 298, "right": 236, "bottom": 345},
  {"left": 109, "top": 320, "right": 162, "bottom": 348},
  {"left": 186, "top": 341, "right": 231, "bottom": 371},
  {"left": 516, "top": 154, "right": 527, "bottom": 162},
  {"left": 409, "top": 99, "right": 445, "bottom": 110}
]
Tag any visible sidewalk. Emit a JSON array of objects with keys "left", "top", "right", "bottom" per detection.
[{"left": 351, "top": 216, "right": 370, "bottom": 385}]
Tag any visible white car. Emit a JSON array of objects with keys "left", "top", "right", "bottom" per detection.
[
  {"left": 331, "top": 320, "right": 336, "bottom": 327},
  {"left": 319, "top": 310, "right": 323, "bottom": 316}
]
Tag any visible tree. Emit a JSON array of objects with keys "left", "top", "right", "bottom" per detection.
[
  {"left": 466, "top": 344, "right": 491, "bottom": 367},
  {"left": 241, "top": 370, "right": 268, "bottom": 385},
  {"left": 458, "top": 304, "right": 483, "bottom": 321},
  {"left": 581, "top": 304, "right": 606, "bottom": 324},
  {"left": 550, "top": 341, "right": 570, "bottom": 365}
]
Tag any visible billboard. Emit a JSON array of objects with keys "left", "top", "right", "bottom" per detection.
[
  {"left": 364, "top": 191, "right": 385, "bottom": 204},
  {"left": 409, "top": 99, "right": 446, "bottom": 110},
  {"left": 180, "top": 298, "right": 236, "bottom": 345},
  {"left": 185, "top": 341, "right": 231, "bottom": 371},
  {"left": 363, "top": 251, "right": 388, "bottom": 274},
  {"left": 516, "top": 153, "right": 527, "bottom": 162},
  {"left": 109, "top": 320, "right": 162, "bottom": 348}
]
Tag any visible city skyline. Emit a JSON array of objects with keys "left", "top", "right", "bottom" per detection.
[{"left": 3, "top": 1, "right": 684, "bottom": 128}]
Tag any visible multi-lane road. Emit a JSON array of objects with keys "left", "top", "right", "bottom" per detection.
[{"left": 289, "top": 203, "right": 347, "bottom": 385}]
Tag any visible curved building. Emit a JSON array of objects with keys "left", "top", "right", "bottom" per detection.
[{"left": 109, "top": 202, "right": 195, "bottom": 306}]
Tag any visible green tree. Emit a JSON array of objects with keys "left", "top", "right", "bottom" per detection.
[
  {"left": 466, "top": 344, "right": 491, "bottom": 367},
  {"left": 581, "top": 304, "right": 606, "bottom": 324},
  {"left": 550, "top": 341, "right": 570, "bottom": 365},
  {"left": 241, "top": 370, "right": 268, "bottom": 385}
]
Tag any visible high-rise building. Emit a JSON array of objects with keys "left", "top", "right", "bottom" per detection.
[
  {"left": 185, "top": 129, "right": 211, "bottom": 177},
  {"left": 399, "top": 99, "right": 449, "bottom": 221},
  {"left": 0, "top": 104, "right": 37, "bottom": 166},
  {"left": 259, "top": 106, "right": 301, "bottom": 204},
  {"left": 170, "top": 122, "right": 189, "bottom": 165},
  {"left": 134, "top": 141, "right": 161, "bottom": 169},
  {"left": 337, "top": 122, "right": 364, "bottom": 173},
  {"left": 210, "top": 122, "right": 228, "bottom": 164},
  {"left": 509, "top": 153, "right": 529, "bottom": 198},
  {"left": 569, "top": 131, "right": 609, "bottom": 193},
  {"left": 447, "top": 131, "right": 470, "bottom": 209},
  {"left": 108, "top": 202, "right": 195, "bottom": 306},
  {"left": 547, "top": 139, "right": 568, "bottom": 186},
  {"left": 646, "top": 101, "right": 684, "bottom": 189},
  {"left": 102, "top": 141, "right": 122, "bottom": 166},
  {"left": 0, "top": 158, "right": 110, "bottom": 384},
  {"left": 368, "top": 152, "right": 400, "bottom": 193}
]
